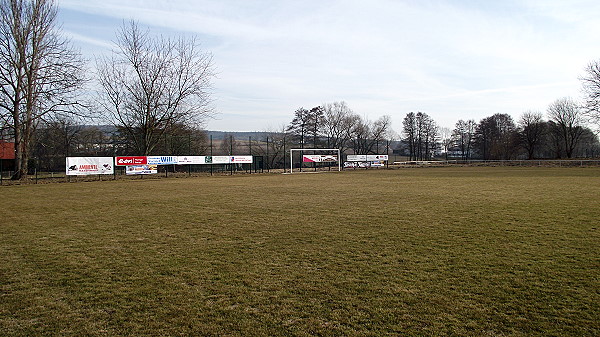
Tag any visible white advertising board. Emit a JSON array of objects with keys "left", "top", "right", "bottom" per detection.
[
  {"left": 177, "top": 156, "right": 206, "bottom": 164},
  {"left": 367, "top": 155, "right": 388, "bottom": 161},
  {"left": 230, "top": 156, "right": 253, "bottom": 163},
  {"left": 126, "top": 165, "right": 158, "bottom": 175},
  {"left": 66, "top": 157, "right": 114, "bottom": 175},
  {"left": 147, "top": 156, "right": 178, "bottom": 165},
  {"left": 211, "top": 156, "right": 231, "bottom": 164},
  {"left": 136, "top": 155, "right": 253, "bottom": 165},
  {"left": 347, "top": 155, "right": 367, "bottom": 162},
  {"left": 347, "top": 154, "right": 388, "bottom": 162}
]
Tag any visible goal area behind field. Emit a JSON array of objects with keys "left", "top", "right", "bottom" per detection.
[{"left": 289, "top": 148, "right": 341, "bottom": 173}]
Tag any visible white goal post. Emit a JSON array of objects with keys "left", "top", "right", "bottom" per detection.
[{"left": 289, "top": 148, "right": 341, "bottom": 173}]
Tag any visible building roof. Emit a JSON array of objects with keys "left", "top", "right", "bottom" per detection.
[{"left": 0, "top": 140, "right": 15, "bottom": 160}]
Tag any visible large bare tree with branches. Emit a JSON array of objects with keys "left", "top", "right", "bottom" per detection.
[
  {"left": 518, "top": 111, "right": 546, "bottom": 160},
  {"left": 321, "top": 101, "right": 358, "bottom": 153},
  {"left": 0, "top": 0, "right": 86, "bottom": 179},
  {"left": 581, "top": 60, "right": 600, "bottom": 127},
  {"left": 96, "top": 20, "right": 215, "bottom": 155},
  {"left": 452, "top": 119, "right": 476, "bottom": 160},
  {"left": 547, "top": 97, "right": 584, "bottom": 159}
]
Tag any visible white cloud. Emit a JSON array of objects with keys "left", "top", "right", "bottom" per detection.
[{"left": 59, "top": 0, "right": 600, "bottom": 131}]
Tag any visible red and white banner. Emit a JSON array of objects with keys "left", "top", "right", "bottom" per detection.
[
  {"left": 115, "top": 156, "right": 147, "bottom": 166},
  {"left": 303, "top": 155, "right": 338, "bottom": 163},
  {"left": 66, "top": 157, "right": 114, "bottom": 175},
  {"left": 230, "top": 156, "right": 253, "bottom": 163}
]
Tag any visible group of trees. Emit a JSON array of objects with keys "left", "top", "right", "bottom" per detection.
[
  {"left": 0, "top": 0, "right": 85, "bottom": 179},
  {"left": 402, "top": 112, "right": 437, "bottom": 160},
  {"left": 286, "top": 102, "right": 393, "bottom": 154},
  {"left": 227, "top": 101, "right": 394, "bottom": 170},
  {"left": 0, "top": 0, "right": 214, "bottom": 179},
  {"left": 399, "top": 97, "right": 599, "bottom": 161}
]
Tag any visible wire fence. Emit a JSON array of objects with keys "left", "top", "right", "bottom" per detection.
[
  {"left": 391, "top": 159, "right": 600, "bottom": 167},
  {"left": 1, "top": 158, "right": 599, "bottom": 185}
]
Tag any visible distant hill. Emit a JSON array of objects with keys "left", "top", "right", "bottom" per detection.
[
  {"left": 75, "top": 125, "right": 276, "bottom": 141},
  {"left": 206, "top": 131, "right": 275, "bottom": 141}
]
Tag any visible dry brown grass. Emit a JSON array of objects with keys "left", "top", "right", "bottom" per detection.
[{"left": 1, "top": 167, "right": 599, "bottom": 336}]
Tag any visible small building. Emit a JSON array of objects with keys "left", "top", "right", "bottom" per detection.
[
  {"left": 0, "top": 140, "right": 15, "bottom": 171},
  {"left": 0, "top": 140, "right": 14, "bottom": 159}
]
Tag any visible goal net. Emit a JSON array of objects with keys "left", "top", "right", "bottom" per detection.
[{"left": 289, "top": 148, "right": 341, "bottom": 173}]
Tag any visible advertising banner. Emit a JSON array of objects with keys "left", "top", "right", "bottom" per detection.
[
  {"left": 230, "top": 156, "right": 253, "bottom": 163},
  {"left": 147, "top": 156, "right": 178, "bottom": 165},
  {"left": 126, "top": 165, "right": 158, "bottom": 175},
  {"left": 347, "top": 154, "right": 388, "bottom": 162},
  {"left": 66, "top": 157, "right": 114, "bottom": 175},
  {"left": 115, "top": 156, "right": 147, "bottom": 166},
  {"left": 177, "top": 156, "right": 206, "bottom": 164},
  {"left": 303, "top": 155, "right": 338, "bottom": 163},
  {"left": 211, "top": 156, "right": 231, "bottom": 164},
  {"left": 347, "top": 155, "right": 367, "bottom": 162},
  {"left": 367, "top": 155, "right": 388, "bottom": 161},
  {"left": 344, "top": 161, "right": 374, "bottom": 168}
]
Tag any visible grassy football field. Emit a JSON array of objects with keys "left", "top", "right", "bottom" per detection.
[{"left": 1, "top": 167, "right": 598, "bottom": 336}]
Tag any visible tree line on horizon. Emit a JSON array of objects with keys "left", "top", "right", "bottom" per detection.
[
  {"left": 1, "top": 0, "right": 600, "bottom": 179},
  {"left": 401, "top": 97, "right": 599, "bottom": 161}
]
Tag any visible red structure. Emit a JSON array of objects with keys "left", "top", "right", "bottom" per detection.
[{"left": 0, "top": 140, "right": 15, "bottom": 160}]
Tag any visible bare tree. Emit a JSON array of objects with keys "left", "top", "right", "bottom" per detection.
[
  {"left": 251, "top": 125, "right": 288, "bottom": 169},
  {"left": 547, "top": 97, "right": 585, "bottom": 158},
  {"left": 350, "top": 115, "right": 392, "bottom": 154},
  {"left": 402, "top": 112, "right": 437, "bottom": 160},
  {"left": 321, "top": 101, "right": 358, "bottom": 153},
  {"left": 416, "top": 112, "right": 437, "bottom": 160},
  {"left": 581, "top": 60, "right": 600, "bottom": 127},
  {"left": 474, "top": 114, "right": 518, "bottom": 160},
  {"left": 439, "top": 127, "right": 452, "bottom": 160},
  {"left": 96, "top": 20, "right": 215, "bottom": 155},
  {"left": 154, "top": 124, "right": 208, "bottom": 156},
  {"left": 518, "top": 111, "right": 546, "bottom": 160},
  {"left": 219, "top": 133, "right": 237, "bottom": 155},
  {"left": 32, "top": 115, "right": 82, "bottom": 170},
  {"left": 0, "top": 0, "right": 86, "bottom": 179},
  {"left": 452, "top": 119, "right": 476, "bottom": 160},
  {"left": 402, "top": 112, "right": 417, "bottom": 160}
]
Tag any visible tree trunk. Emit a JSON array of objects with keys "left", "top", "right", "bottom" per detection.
[{"left": 12, "top": 134, "right": 27, "bottom": 180}]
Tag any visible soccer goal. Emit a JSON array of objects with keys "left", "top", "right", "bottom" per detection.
[{"left": 289, "top": 148, "right": 341, "bottom": 173}]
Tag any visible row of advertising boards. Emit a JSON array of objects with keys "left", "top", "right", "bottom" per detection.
[
  {"left": 65, "top": 154, "right": 390, "bottom": 175},
  {"left": 66, "top": 156, "right": 253, "bottom": 176},
  {"left": 114, "top": 155, "right": 253, "bottom": 166}
]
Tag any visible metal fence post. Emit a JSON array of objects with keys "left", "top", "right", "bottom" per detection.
[{"left": 283, "top": 135, "right": 287, "bottom": 173}]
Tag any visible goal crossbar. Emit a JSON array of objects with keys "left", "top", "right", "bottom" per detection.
[{"left": 289, "top": 148, "right": 341, "bottom": 173}]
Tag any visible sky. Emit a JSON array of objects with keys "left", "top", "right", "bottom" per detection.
[{"left": 58, "top": 0, "right": 600, "bottom": 133}]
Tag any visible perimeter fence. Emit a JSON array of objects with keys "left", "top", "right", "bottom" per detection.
[{"left": 1, "top": 158, "right": 600, "bottom": 185}]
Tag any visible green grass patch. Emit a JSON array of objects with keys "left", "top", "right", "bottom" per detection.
[{"left": 1, "top": 167, "right": 599, "bottom": 336}]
